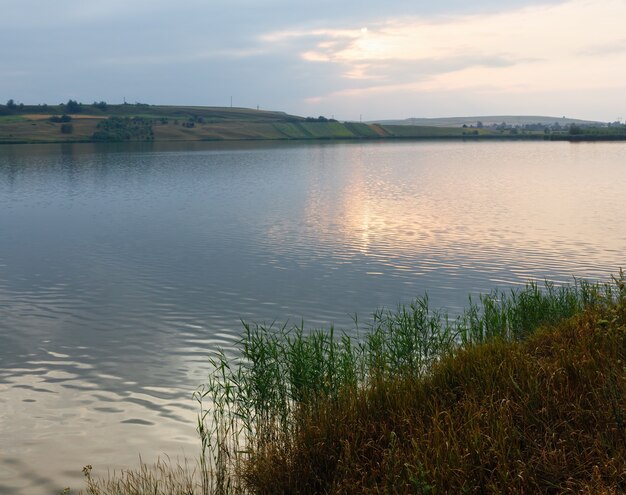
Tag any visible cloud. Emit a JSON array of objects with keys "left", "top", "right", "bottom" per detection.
[
  {"left": 266, "top": 0, "right": 626, "bottom": 106},
  {"left": 580, "top": 38, "right": 626, "bottom": 56},
  {"left": 0, "top": 0, "right": 623, "bottom": 119}
]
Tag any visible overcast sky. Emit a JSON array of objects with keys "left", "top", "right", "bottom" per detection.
[{"left": 2, "top": 0, "right": 626, "bottom": 121}]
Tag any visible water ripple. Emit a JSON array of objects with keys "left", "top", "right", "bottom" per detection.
[{"left": 1, "top": 140, "right": 625, "bottom": 493}]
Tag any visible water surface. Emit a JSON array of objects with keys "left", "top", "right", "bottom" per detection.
[{"left": 1, "top": 140, "right": 624, "bottom": 493}]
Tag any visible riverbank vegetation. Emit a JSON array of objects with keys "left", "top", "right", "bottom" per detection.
[
  {"left": 3, "top": 101, "right": 626, "bottom": 144},
  {"left": 75, "top": 273, "right": 625, "bottom": 494}
]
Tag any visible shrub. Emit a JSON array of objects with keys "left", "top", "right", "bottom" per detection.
[
  {"left": 92, "top": 116, "right": 153, "bottom": 141},
  {"left": 92, "top": 101, "right": 108, "bottom": 111},
  {"left": 66, "top": 99, "right": 82, "bottom": 113}
]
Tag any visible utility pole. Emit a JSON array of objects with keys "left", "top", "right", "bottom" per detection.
[{"left": 230, "top": 96, "right": 233, "bottom": 108}]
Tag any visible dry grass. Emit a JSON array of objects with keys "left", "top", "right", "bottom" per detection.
[
  {"left": 0, "top": 118, "right": 102, "bottom": 143},
  {"left": 77, "top": 457, "right": 201, "bottom": 495}
]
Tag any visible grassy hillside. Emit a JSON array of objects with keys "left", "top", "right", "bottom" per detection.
[
  {"left": 372, "top": 115, "right": 604, "bottom": 127},
  {"left": 1, "top": 104, "right": 623, "bottom": 144},
  {"left": 0, "top": 104, "right": 302, "bottom": 143},
  {"left": 0, "top": 111, "right": 510, "bottom": 144},
  {"left": 0, "top": 104, "right": 391, "bottom": 143}
]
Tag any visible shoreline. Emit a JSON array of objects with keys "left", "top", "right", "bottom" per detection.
[{"left": 3, "top": 133, "right": 626, "bottom": 146}]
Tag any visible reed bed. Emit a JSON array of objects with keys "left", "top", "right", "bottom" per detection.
[
  {"left": 75, "top": 273, "right": 624, "bottom": 493},
  {"left": 192, "top": 273, "right": 625, "bottom": 494}
]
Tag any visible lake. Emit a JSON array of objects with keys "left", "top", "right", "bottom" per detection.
[{"left": 0, "top": 140, "right": 624, "bottom": 494}]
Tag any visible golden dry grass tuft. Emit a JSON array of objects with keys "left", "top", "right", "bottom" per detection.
[{"left": 77, "top": 457, "right": 200, "bottom": 495}]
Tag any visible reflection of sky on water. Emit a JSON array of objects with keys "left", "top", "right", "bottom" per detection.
[
  {"left": 286, "top": 141, "right": 624, "bottom": 295},
  {"left": 1, "top": 140, "right": 625, "bottom": 493}
]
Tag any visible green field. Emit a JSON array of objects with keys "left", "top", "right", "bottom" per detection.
[
  {"left": 381, "top": 124, "right": 496, "bottom": 137},
  {"left": 0, "top": 115, "right": 26, "bottom": 123}
]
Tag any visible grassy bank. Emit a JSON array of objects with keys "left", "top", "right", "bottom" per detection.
[{"left": 77, "top": 274, "right": 625, "bottom": 494}]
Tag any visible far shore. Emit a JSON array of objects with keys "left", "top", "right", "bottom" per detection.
[{"left": 2, "top": 104, "right": 625, "bottom": 145}]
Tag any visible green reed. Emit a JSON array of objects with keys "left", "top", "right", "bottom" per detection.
[{"left": 194, "top": 272, "right": 624, "bottom": 494}]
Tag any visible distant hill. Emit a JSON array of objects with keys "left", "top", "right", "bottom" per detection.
[
  {"left": 368, "top": 115, "right": 603, "bottom": 127},
  {"left": 0, "top": 103, "right": 391, "bottom": 143},
  {"left": 1, "top": 104, "right": 623, "bottom": 144}
]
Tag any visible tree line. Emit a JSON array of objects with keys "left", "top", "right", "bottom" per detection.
[{"left": 1, "top": 99, "right": 109, "bottom": 115}]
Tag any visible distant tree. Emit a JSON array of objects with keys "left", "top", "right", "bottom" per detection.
[
  {"left": 305, "top": 116, "right": 331, "bottom": 122},
  {"left": 6, "top": 99, "right": 16, "bottom": 109},
  {"left": 93, "top": 101, "right": 108, "bottom": 111},
  {"left": 569, "top": 124, "right": 583, "bottom": 135},
  {"left": 66, "top": 99, "right": 82, "bottom": 113},
  {"left": 476, "top": 121, "right": 484, "bottom": 129}
]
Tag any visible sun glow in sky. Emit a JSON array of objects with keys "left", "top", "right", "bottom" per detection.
[
  {"left": 2, "top": 0, "right": 626, "bottom": 120},
  {"left": 270, "top": 0, "right": 626, "bottom": 115}
]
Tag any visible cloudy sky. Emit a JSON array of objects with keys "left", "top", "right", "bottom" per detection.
[{"left": 2, "top": 0, "right": 626, "bottom": 121}]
